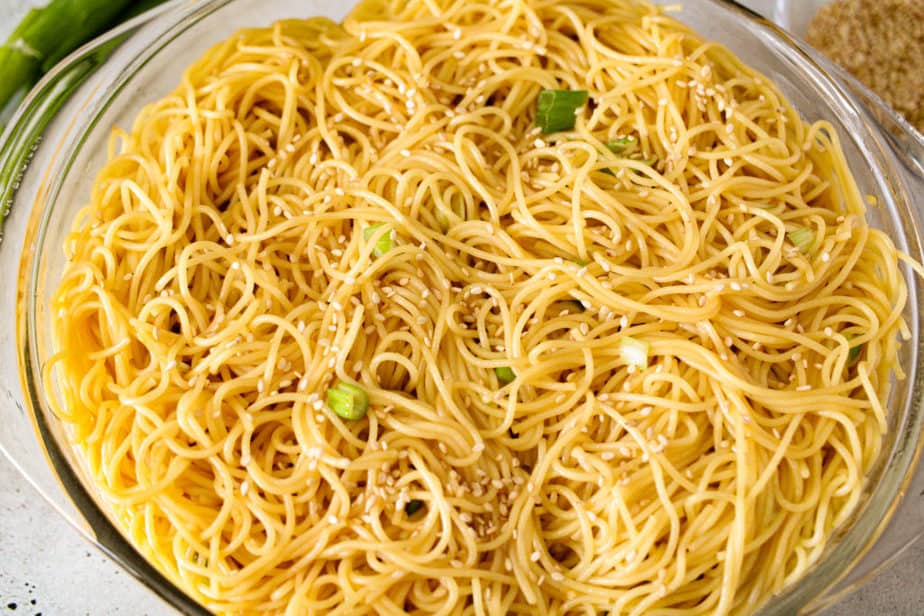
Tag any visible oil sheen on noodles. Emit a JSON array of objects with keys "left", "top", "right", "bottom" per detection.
[{"left": 47, "top": 0, "right": 912, "bottom": 613}]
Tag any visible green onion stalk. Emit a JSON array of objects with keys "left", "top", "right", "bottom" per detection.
[{"left": 1, "top": 0, "right": 168, "bottom": 127}]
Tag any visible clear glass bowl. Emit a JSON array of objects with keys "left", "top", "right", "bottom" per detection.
[{"left": 2, "top": 0, "right": 924, "bottom": 614}]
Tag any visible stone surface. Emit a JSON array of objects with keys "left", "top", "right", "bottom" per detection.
[{"left": 1, "top": 0, "right": 922, "bottom": 614}]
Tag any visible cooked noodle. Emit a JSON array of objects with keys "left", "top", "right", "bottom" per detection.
[{"left": 47, "top": 0, "right": 912, "bottom": 613}]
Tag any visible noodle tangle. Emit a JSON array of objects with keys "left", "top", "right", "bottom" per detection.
[{"left": 48, "top": 0, "right": 912, "bottom": 614}]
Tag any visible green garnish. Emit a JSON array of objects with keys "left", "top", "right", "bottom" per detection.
[
  {"left": 535, "top": 89, "right": 588, "bottom": 134},
  {"left": 844, "top": 334, "right": 863, "bottom": 365},
  {"left": 847, "top": 344, "right": 862, "bottom": 364},
  {"left": 495, "top": 366, "right": 516, "bottom": 384},
  {"left": 573, "top": 258, "right": 590, "bottom": 266},
  {"left": 620, "top": 336, "right": 649, "bottom": 369},
  {"left": 787, "top": 227, "right": 814, "bottom": 254},
  {"left": 326, "top": 381, "right": 369, "bottom": 420},
  {"left": 605, "top": 137, "right": 637, "bottom": 155},
  {"left": 363, "top": 223, "right": 395, "bottom": 258},
  {"left": 404, "top": 499, "right": 424, "bottom": 516}
]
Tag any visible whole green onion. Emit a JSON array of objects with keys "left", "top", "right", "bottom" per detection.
[{"left": 1, "top": 0, "right": 168, "bottom": 125}]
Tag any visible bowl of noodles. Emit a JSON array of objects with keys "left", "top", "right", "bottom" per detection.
[{"left": 2, "top": 0, "right": 924, "bottom": 614}]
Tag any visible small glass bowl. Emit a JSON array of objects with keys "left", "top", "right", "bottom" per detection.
[{"left": 2, "top": 0, "right": 924, "bottom": 614}]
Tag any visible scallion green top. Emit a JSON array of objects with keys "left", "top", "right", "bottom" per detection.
[
  {"left": 495, "top": 366, "right": 516, "bottom": 385},
  {"left": 535, "top": 89, "right": 588, "bottom": 133}
]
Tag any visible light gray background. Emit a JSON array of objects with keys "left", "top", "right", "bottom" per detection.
[{"left": 1, "top": 0, "right": 922, "bottom": 614}]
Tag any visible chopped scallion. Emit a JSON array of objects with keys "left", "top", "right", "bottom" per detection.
[
  {"left": 605, "top": 137, "right": 636, "bottom": 155},
  {"left": 363, "top": 223, "right": 395, "bottom": 257},
  {"left": 787, "top": 227, "right": 814, "bottom": 253},
  {"left": 620, "top": 336, "right": 650, "bottom": 369},
  {"left": 844, "top": 334, "right": 863, "bottom": 364},
  {"left": 847, "top": 344, "right": 862, "bottom": 364},
  {"left": 495, "top": 366, "right": 516, "bottom": 385},
  {"left": 326, "top": 381, "right": 369, "bottom": 420},
  {"left": 535, "top": 89, "right": 588, "bottom": 134},
  {"left": 404, "top": 499, "right": 424, "bottom": 516}
]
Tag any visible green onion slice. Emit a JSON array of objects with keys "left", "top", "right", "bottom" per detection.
[
  {"left": 363, "top": 223, "right": 395, "bottom": 257},
  {"left": 847, "top": 344, "right": 862, "bottom": 364},
  {"left": 844, "top": 334, "right": 863, "bottom": 365},
  {"left": 535, "top": 89, "right": 588, "bottom": 134},
  {"left": 326, "top": 381, "right": 369, "bottom": 420},
  {"left": 404, "top": 499, "right": 424, "bottom": 516},
  {"left": 620, "top": 336, "right": 650, "bottom": 369},
  {"left": 495, "top": 366, "right": 516, "bottom": 385},
  {"left": 787, "top": 227, "right": 814, "bottom": 254},
  {"left": 605, "top": 137, "right": 637, "bottom": 155}
]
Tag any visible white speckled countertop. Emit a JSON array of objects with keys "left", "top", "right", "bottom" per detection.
[{"left": 1, "top": 1, "right": 924, "bottom": 614}]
